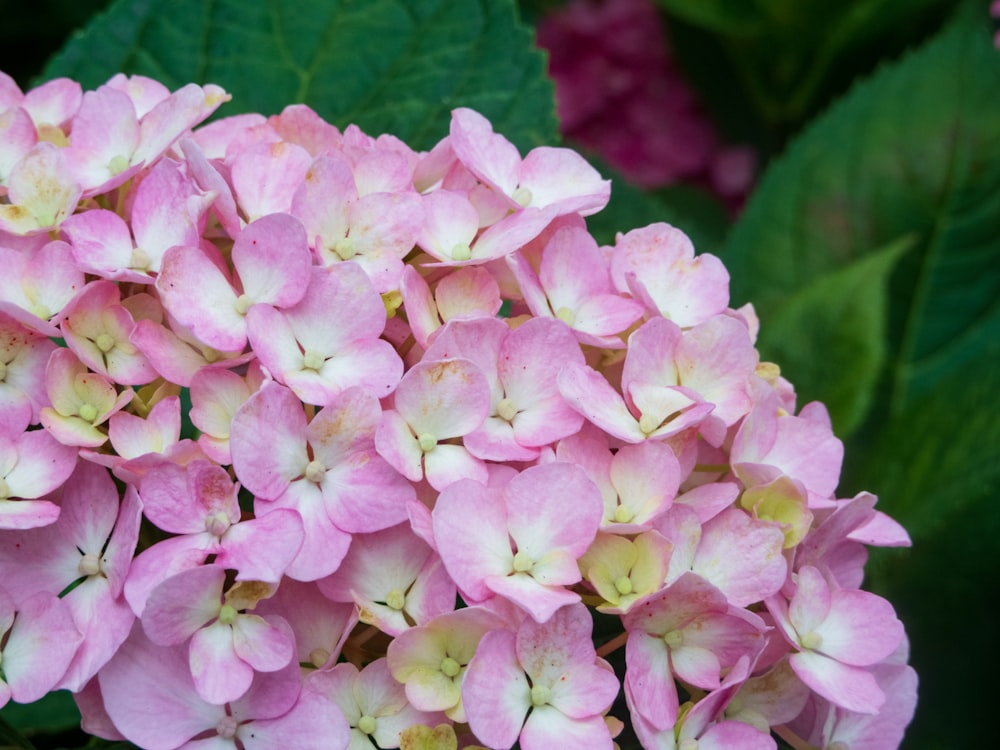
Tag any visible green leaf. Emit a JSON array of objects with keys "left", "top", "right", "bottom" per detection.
[
  {"left": 860, "top": 354, "right": 1000, "bottom": 749},
  {"left": 654, "top": 0, "right": 766, "bottom": 35},
  {"left": 0, "top": 714, "right": 35, "bottom": 750},
  {"left": 42, "top": 0, "right": 557, "bottom": 152},
  {"left": 586, "top": 163, "right": 731, "bottom": 256},
  {"left": 719, "top": 8, "right": 1000, "bottom": 748},
  {"left": 758, "top": 235, "right": 914, "bottom": 433},
  {"left": 0, "top": 690, "right": 80, "bottom": 737},
  {"left": 722, "top": 3, "right": 1000, "bottom": 433}
]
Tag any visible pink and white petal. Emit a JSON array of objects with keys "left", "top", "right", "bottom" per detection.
[
  {"left": 823, "top": 663, "right": 917, "bottom": 750},
  {"left": 435, "top": 265, "right": 502, "bottom": 321},
  {"left": 693, "top": 509, "right": 787, "bottom": 607},
  {"left": 229, "top": 655, "right": 303, "bottom": 722},
  {"left": 322, "top": 453, "right": 414, "bottom": 533},
  {"left": 625, "top": 630, "right": 678, "bottom": 730},
  {"left": 139, "top": 462, "right": 214, "bottom": 533},
  {"left": 311, "top": 338, "right": 403, "bottom": 401},
  {"left": 432, "top": 479, "right": 512, "bottom": 601},
  {"left": 374, "top": 410, "right": 423, "bottom": 482},
  {"left": 485, "top": 573, "right": 579, "bottom": 624},
  {"left": 3, "top": 428, "right": 78, "bottom": 498},
  {"left": 424, "top": 443, "right": 488, "bottom": 491},
  {"left": 131, "top": 160, "right": 210, "bottom": 270},
  {"left": 218, "top": 510, "right": 304, "bottom": 583},
  {"left": 0, "top": 499, "right": 61, "bottom": 530},
  {"left": 505, "top": 463, "right": 603, "bottom": 561},
  {"left": 790, "top": 650, "right": 884, "bottom": 714},
  {"left": 557, "top": 363, "right": 645, "bottom": 443},
  {"left": 133, "top": 83, "right": 229, "bottom": 168},
  {"left": 610, "top": 449, "right": 678, "bottom": 526},
  {"left": 245, "top": 304, "right": 308, "bottom": 380},
  {"left": 230, "top": 384, "right": 308, "bottom": 499},
  {"left": 99, "top": 625, "right": 224, "bottom": 750},
  {"left": 232, "top": 213, "right": 312, "bottom": 309},
  {"left": 813, "top": 589, "right": 903, "bottom": 667},
  {"left": 239, "top": 687, "right": 350, "bottom": 750},
  {"left": 62, "top": 209, "right": 135, "bottom": 276},
  {"left": 157, "top": 245, "right": 245, "bottom": 351},
  {"left": 463, "top": 629, "right": 530, "bottom": 748},
  {"left": 130, "top": 320, "right": 215, "bottom": 387},
  {"left": 670, "top": 645, "right": 723, "bottom": 690},
  {"left": 695, "top": 720, "right": 776, "bottom": 750},
  {"left": 142, "top": 566, "right": 225, "bottom": 645},
  {"left": 574, "top": 294, "right": 645, "bottom": 338},
  {"left": 621, "top": 317, "right": 683, "bottom": 393},
  {"left": 2, "top": 592, "right": 82, "bottom": 703},
  {"left": 230, "top": 140, "right": 311, "bottom": 220},
  {"left": 539, "top": 226, "right": 609, "bottom": 307},
  {"left": 470, "top": 206, "right": 556, "bottom": 263},
  {"left": 124, "top": 535, "right": 216, "bottom": 616},
  {"left": 231, "top": 614, "right": 295, "bottom": 672},
  {"left": 417, "top": 190, "right": 480, "bottom": 262},
  {"left": 789, "top": 566, "right": 832, "bottom": 638},
  {"left": 189, "top": 368, "right": 253, "bottom": 441},
  {"left": 57, "top": 578, "right": 136, "bottom": 692},
  {"left": 548, "top": 662, "right": 619, "bottom": 719},
  {"left": 102, "top": 483, "right": 143, "bottom": 598},
  {"left": 190, "top": 621, "right": 255, "bottom": 705},
  {"left": 449, "top": 108, "right": 521, "bottom": 198},
  {"left": 518, "top": 146, "right": 610, "bottom": 216},
  {"left": 400, "top": 265, "right": 440, "bottom": 349},
  {"left": 465, "top": 417, "right": 542, "bottom": 462},
  {"left": 394, "top": 358, "right": 490, "bottom": 439},
  {"left": 262, "top": 485, "right": 352, "bottom": 582},
  {"left": 401, "top": 555, "right": 458, "bottom": 627},
  {"left": 521, "top": 706, "right": 613, "bottom": 750}
]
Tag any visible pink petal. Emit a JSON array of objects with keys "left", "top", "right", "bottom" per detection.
[
  {"left": 463, "top": 629, "right": 530, "bottom": 748},
  {"left": 142, "top": 566, "right": 224, "bottom": 644},
  {"left": 232, "top": 213, "right": 312, "bottom": 309},
  {"left": 432, "top": 479, "right": 512, "bottom": 602},
  {"left": 189, "top": 620, "right": 254, "bottom": 705},
  {"left": 230, "top": 384, "right": 308, "bottom": 500},
  {"left": 790, "top": 650, "right": 884, "bottom": 714},
  {"left": 99, "top": 625, "right": 224, "bottom": 750},
  {"left": 521, "top": 706, "right": 613, "bottom": 750},
  {"left": 625, "top": 630, "right": 678, "bottom": 730},
  {"left": 231, "top": 614, "right": 294, "bottom": 672}
]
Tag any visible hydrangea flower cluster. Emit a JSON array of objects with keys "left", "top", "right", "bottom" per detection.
[
  {"left": 0, "top": 69, "right": 917, "bottom": 750},
  {"left": 536, "top": 0, "right": 756, "bottom": 201}
]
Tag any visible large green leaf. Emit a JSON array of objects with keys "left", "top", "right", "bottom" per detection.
[
  {"left": 41, "top": 0, "right": 557, "bottom": 152},
  {"left": 722, "top": 2, "right": 1000, "bottom": 433},
  {"left": 758, "top": 235, "right": 913, "bottom": 433},
  {"left": 721, "top": 6, "right": 1000, "bottom": 748},
  {"left": 586, "top": 162, "right": 731, "bottom": 255}
]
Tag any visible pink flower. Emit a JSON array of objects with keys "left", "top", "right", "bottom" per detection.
[
  {"left": 432, "top": 462, "right": 603, "bottom": 622},
  {"left": 765, "top": 565, "right": 904, "bottom": 714},
  {"left": 463, "top": 602, "right": 619, "bottom": 750}
]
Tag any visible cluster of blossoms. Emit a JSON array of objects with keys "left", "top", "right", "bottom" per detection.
[
  {"left": 0, "top": 68, "right": 916, "bottom": 750},
  {"left": 536, "top": 0, "right": 756, "bottom": 203}
]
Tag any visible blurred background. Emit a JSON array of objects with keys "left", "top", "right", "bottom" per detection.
[{"left": 2, "top": 2, "right": 997, "bottom": 749}]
